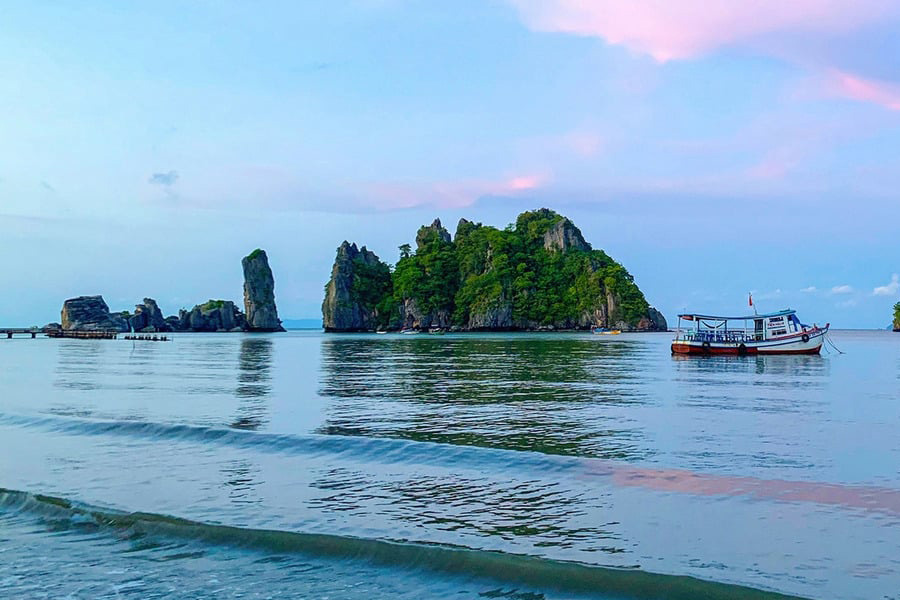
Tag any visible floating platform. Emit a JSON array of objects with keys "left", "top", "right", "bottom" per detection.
[{"left": 123, "top": 334, "right": 170, "bottom": 342}]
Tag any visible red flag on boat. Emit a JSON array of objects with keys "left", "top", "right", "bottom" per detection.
[{"left": 749, "top": 293, "right": 753, "bottom": 307}]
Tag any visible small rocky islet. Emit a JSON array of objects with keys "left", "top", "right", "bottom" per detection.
[
  {"left": 57, "top": 249, "right": 284, "bottom": 333},
  {"left": 322, "top": 208, "right": 668, "bottom": 332}
]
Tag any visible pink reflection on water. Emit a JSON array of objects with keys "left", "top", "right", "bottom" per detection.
[{"left": 582, "top": 463, "right": 900, "bottom": 516}]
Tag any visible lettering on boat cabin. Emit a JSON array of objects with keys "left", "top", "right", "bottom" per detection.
[{"left": 766, "top": 316, "right": 784, "bottom": 328}]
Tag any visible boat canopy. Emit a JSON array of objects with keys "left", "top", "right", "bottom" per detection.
[{"left": 677, "top": 309, "right": 796, "bottom": 321}]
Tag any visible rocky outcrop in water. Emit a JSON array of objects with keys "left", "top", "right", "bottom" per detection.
[
  {"left": 129, "top": 298, "right": 170, "bottom": 332},
  {"left": 322, "top": 242, "right": 392, "bottom": 332},
  {"left": 242, "top": 249, "right": 285, "bottom": 332},
  {"left": 55, "top": 250, "right": 290, "bottom": 334},
  {"left": 645, "top": 307, "right": 668, "bottom": 331},
  {"left": 323, "top": 209, "right": 667, "bottom": 332},
  {"left": 176, "top": 300, "right": 248, "bottom": 332},
  {"left": 60, "top": 296, "right": 129, "bottom": 332}
]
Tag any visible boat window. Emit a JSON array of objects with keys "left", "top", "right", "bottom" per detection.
[{"left": 772, "top": 329, "right": 787, "bottom": 336}]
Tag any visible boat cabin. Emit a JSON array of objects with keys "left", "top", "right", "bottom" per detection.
[{"left": 675, "top": 309, "right": 807, "bottom": 343}]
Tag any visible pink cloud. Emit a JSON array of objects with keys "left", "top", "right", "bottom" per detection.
[
  {"left": 828, "top": 70, "right": 900, "bottom": 111},
  {"left": 506, "top": 174, "right": 543, "bottom": 191},
  {"left": 508, "top": 0, "right": 898, "bottom": 62},
  {"left": 366, "top": 173, "right": 550, "bottom": 210}
]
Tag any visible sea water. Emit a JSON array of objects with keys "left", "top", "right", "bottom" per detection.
[{"left": 0, "top": 330, "right": 897, "bottom": 599}]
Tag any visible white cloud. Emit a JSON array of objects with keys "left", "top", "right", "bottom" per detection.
[
  {"left": 830, "top": 285, "right": 853, "bottom": 295},
  {"left": 873, "top": 274, "right": 899, "bottom": 296},
  {"left": 800, "top": 286, "right": 817, "bottom": 293}
]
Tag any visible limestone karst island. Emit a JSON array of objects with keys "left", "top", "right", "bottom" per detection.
[
  {"left": 56, "top": 249, "right": 284, "bottom": 333},
  {"left": 51, "top": 211, "right": 667, "bottom": 336},
  {"left": 322, "top": 208, "right": 666, "bottom": 332}
]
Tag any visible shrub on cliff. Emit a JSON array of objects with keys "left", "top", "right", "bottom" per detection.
[
  {"left": 349, "top": 254, "right": 393, "bottom": 327},
  {"left": 394, "top": 224, "right": 458, "bottom": 320}
]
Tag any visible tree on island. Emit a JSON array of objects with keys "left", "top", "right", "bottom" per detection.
[{"left": 893, "top": 301, "right": 900, "bottom": 331}]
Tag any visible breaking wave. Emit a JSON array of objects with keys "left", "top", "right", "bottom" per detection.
[{"left": 0, "top": 487, "right": 805, "bottom": 600}]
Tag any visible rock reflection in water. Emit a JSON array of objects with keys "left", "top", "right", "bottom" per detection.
[
  {"left": 221, "top": 458, "right": 262, "bottom": 506},
  {"left": 53, "top": 340, "right": 108, "bottom": 391},
  {"left": 231, "top": 337, "right": 273, "bottom": 431},
  {"left": 318, "top": 336, "right": 655, "bottom": 460}
]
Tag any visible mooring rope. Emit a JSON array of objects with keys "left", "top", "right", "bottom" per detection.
[{"left": 824, "top": 334, "right": 845, "bottom": 354}]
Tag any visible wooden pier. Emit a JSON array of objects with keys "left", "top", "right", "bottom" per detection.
[
  {"left": 0, "top": 328, "right": 41, "bottom": 339},
  {"left": 46, "top": 329, "right": 119, "bottom": 340},
  {"left": 1, "top": 328, "right": 119, "bottom": 340}
]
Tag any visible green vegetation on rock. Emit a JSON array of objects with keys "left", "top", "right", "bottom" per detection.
[
  {"left": 200, "top": 299, "right": 227, "bottom": 311},
  {"left": 893, "top": 302, "right": 900, "bottom": 330},
  {"left": 393, "top": 223, "right": 458, "bottom": 322},
  {"left": 327, "top": 209, "right": 664, "bottom": 331},
  {"left": 348, "top": 254, "right": 393, "bottom": 322}
]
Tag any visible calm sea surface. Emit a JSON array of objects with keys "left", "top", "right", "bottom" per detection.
[{"left": 1, "top": 330, "right": 898, "bottom": 599}]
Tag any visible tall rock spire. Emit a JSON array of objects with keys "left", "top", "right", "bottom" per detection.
[
  {"left": 242, "top": 249, "right": 285, "bottom": 332},
  {"left": 322, "top": 241, "right": 392, "bottom": 331}
]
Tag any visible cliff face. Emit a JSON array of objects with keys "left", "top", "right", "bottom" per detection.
[
  {"left": 416, "top": 218, "right": 451, "bottom": 249},
  {"left": 322, "top": 209, "right": 667, "bottom": 332},
  {"left": 177, "top": 300, "right": 247, "bottom": 332},
  {"left": 645, "top": 307, "right": 668, "bottom": 331},
  {"left": 242, "top": 249, "right": 285, "bottom": 332},
  {"left": 541, "top": 214, "right": 591, "bottom": 253},
  {"left": 61, "top": 296, "right": 129, "bottom": 332},
  {"left": 129, "top": 298, "right": 170, "bottom": 332},
  {"left": 322, "top": 242, "right": 392, "bottom": 331}
]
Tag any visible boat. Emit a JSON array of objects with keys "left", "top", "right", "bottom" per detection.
[
  {"left": 592, "top": 327, "right": 621, "bottom": 335},
  {"left": 671, "top": 309, "right": 828, "bottom": 355},
  {"left": 399, "top": 328, "right": 419, "bottom": 335}
]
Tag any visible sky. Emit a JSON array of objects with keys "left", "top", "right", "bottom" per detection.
[{"left": 1, "top": 1, "right": 899, "bottom": 328}]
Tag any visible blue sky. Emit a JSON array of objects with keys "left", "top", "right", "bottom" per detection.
[{"left": 1, "top": 1, "right": 899, "bottom": 327}]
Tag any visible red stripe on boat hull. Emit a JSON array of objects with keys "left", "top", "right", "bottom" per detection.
[{"left": 671, "top": 343, "right": 822, "bottom": 356}]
